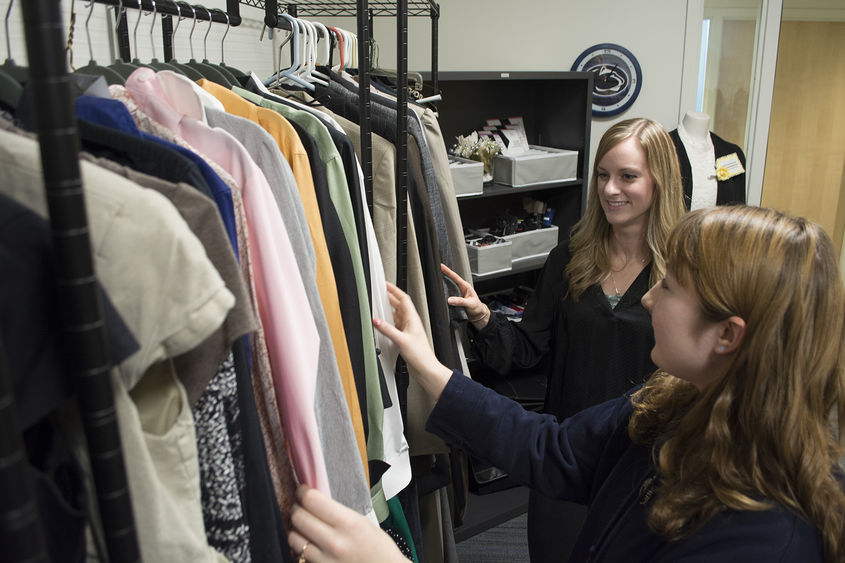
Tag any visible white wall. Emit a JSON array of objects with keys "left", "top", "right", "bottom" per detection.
[
  {"left": 3, "top": 1, "right": 277, "bottom": 82},
  {"left": 362, "top": 0, "right": 692, "bottom": 168}
]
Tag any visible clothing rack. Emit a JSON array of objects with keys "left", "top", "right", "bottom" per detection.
[
  {"left": 1, "top": 1, "right": 142, "bottom": 562},
  {"left": 1, "top": 2, "right": 440, "bottom": 559},
  {"left": 89, "top": 0, "right": 243, "bottom": 64},
  {"left": 241, "top": 0, "right": 439, "bottom": 89},
  {"left": 250, "top": 0, "right": 439, "bottom": 292},
  {"left": 243, "top": 0, "right": 436, "bottom": 16}
]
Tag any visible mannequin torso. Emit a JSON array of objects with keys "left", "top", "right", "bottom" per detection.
[{"left": 677, "top": 111, "right": 717, "bottom": 209}]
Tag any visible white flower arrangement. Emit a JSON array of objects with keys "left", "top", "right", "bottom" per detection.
[{"left": 452, "top": 131, "right": 502, "bottom": 181}]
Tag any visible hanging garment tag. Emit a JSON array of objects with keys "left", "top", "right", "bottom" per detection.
[{"left": 715, "top": 153, "right": 745, "bottom": 181}]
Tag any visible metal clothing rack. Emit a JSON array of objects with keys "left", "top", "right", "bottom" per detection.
[
  {"left": 90, "top": 0, "right": 243, "bottom": 65},
  {"left": 243, "top": 0, "right": 436, "bottom": 16},
  {"left": 0, "top": 1, "right": 141, "bottom": 562},
  {"left": 251, "top": 0, "right": 439, "bottom": 292},
  {"left": 0, "top": 2, "right": 436, "bottom": 561}
]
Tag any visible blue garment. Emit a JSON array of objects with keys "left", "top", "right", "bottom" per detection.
[
  {"left": 427, "top": 373, "right": 824, "bottom": 562},
  {"left": 75, "top": 96, "right": 238, "bottom": 258}
]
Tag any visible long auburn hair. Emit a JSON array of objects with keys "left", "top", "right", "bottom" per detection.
[
  {"left": 566, "top": 118, "right": 685, "bottom": 300},
  {"left": 629, "top": 206, "right": 845, "bottom": 561}
]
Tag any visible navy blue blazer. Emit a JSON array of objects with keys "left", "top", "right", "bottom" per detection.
[{"left": 427, "top": 373, "right": 824, "bottom": 562}]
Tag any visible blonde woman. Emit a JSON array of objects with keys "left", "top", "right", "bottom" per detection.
[
  {"left": 290, "top": 205, "right": 844, "bottom": 563},
  {"left": 442, "top": 117, "right": 686, "bottom": 560}
]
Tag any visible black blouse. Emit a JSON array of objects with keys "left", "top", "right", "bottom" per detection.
[{"left": 471, "top": 241, "right": 656, "bottom": 420}]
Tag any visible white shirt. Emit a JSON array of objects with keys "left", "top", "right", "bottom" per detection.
[{"left": 678, "top": 122, "right": 718, "bottom": 209}]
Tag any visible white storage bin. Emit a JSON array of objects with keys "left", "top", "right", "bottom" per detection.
[
  {"left": 449, "top": 155, "right": 484, "bottom": 197},
  {"left": 500, "top": 225, "right": 559, "bottom": 263},
  {"left": 493, "top": 146, "right": 578, "bottom": 187},
  {"left": 466, "top": 235, "right": 513, "bottom": 276}
]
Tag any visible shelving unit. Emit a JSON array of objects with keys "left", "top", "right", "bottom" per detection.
[
  {"left": 456, "top": 178, "right": 583, "bottom": 200},
  {"left": 433, "top": 70, "right": 592, "bottom": 539},
  {"left": 432, "top": 71, "right": 592, "bottom": 294}
]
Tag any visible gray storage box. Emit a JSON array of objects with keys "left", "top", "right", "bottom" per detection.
[
  {"left": 449, "top": 155, "right": 484, "bottom": 197},
  {"left": 466, "top": 235, "right": 513, "bottom": 276},
  {"left": 493, "top": 146, "right": 578, "bottom": 187},
  {"left": 501, "top": 225, "right": 559, "bottom": 263}
]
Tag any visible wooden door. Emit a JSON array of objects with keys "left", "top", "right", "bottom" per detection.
[{"left": 761, "top": 20, "right": 845, "bottom": 258}]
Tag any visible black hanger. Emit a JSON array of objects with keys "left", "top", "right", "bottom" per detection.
[
  {"left": 0, "top": 57, "right": 26, "bottom": 85},
  {"left": 196, "top": 8, "right": 239, "bottom": 85},
  {"left": 74, "top": 0, "right": 125, "bottom": 85},
  {"left": 300, "top": 93, "right": 330, "bottom": 108},
  {"left": 165, "top": 2, "right": 206, "bottom": 80},
  {"left": 125, "top": 0, "right": 158, "bottom": 71},
  {"left": 141, "top": 0, "right": 186, "bottom": 75},
  {"left": 108, "top": 58, "right": 140, "bottom": 80},
  {"left": 272, "top": 84, "right": 331, "bottom": 108},
  {"left": 2, "top": 0, "right": 28, "bottom": 86},
  {"left": 147, "top": 58, "right": 187, "bottom": 75},
  {"left": 178, "top": 4, "right": 231, "bottom": 87},
  {"left": 215, "top": 10, "right": 248, "bottom": 85},
  {"left": 193, "top": 7, "right": 235, "bottom": 87},
  {"left": 107, "top": 2, "right": 141, "bottom": 79},
  {"left": 0, "top": 68, "right": 22, "bottom": 109}
]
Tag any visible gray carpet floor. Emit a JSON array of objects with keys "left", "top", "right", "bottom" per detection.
[{"left": 454, "top": 513, "right": 529, "bottom": 562}]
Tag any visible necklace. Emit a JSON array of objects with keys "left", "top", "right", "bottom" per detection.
[{"left": 609, "top": 271, "right": 622, "bottom": 299}]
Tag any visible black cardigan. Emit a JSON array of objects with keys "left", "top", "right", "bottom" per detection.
[
  {"left": 669, "top": 129, "right": 747, "bottom": 209},
  {"left": 470, "top": 241, "right": 656, "bottom": 420}
]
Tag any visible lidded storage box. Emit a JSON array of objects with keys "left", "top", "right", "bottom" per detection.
[{"left": 493, "top": 146, "right": 578, "bottom": 187}]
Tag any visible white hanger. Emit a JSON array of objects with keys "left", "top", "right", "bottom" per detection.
[
  {"left": 292, "top": 16, "right": 308, "bottom": 79},
  {"left": 352, "top": 31, "right": 359, "bottom": 69},
  {"left": 275, "top": 14, "right": 314, "bottom": 90},
  {"left": 310, "top": 20, "right": 331, "bottom": 68},
  {"left": 299, "top": 19, "right": 328, "bottom": 86},
  {"left": 343, "top": 28, "right": 356, "bottom": 69},
  {"left": 308, "top": 21, "right": 332, "bottom": 84},
  {"left": 294, "top": 18, "right": 313, "bottom": 80}
]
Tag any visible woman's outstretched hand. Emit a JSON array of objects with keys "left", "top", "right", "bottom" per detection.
[
  {"left": 288, "top": 485, "right": 407, "bottom": 563},
  {"left": 441, "top": 263, "right": 491, "bottom": 329},
  {"left": 374, "top": 282, "right": 453, "bottom": 401}
]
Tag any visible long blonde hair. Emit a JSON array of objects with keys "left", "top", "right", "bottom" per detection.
[
  {"left": 566, "top": 118, "right": 685, "bottom": 300},
  {"left": 629, "top": 206, "right": 845, "bottom": 561}
]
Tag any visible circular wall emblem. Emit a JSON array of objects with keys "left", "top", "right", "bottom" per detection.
[{"left": 571, "top": 43, "right": 642, "bottom": 117}]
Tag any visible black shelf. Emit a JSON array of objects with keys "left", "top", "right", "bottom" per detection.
[
  {"left": 432, "top": 70, "right": 593, "bottom": 216},
  {"left": 438, "top": 72, "right": 591, "bottom": 540},
  {"left": 437, "top": 71, "right": 592, "bottom": 279},
  {"left": 457, "top": 178, "right": 583, "bottom": 200},
  {"left": 454, "top": 486, "right": 530, "bottom": 543}
]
